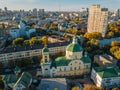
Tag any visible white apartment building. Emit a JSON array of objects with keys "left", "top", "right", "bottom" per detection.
[
  {"left": 87, "top": 5, "right": 108, "bottom": 37},
  {"left": 0, "top": 41, "right": 69, "bottom": 66},
  {"left": 91, "top": 66, "right": 120, "bottom": 88}
]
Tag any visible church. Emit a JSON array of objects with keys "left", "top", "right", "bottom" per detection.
[{"left": 41, "top": 36, "right": 91, "bottom": 77}]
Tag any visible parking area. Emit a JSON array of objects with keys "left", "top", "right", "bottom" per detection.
[{"left": 36, "top": 78, "right": 67, "bottom": 90}]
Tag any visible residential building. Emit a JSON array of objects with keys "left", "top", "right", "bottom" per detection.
[
  {"left": 115, "top": 9, "right": 120, "bottom": 20},
  {"left": 94, "top": 54, "right": 117, "bottom": 66},
  {"left": 91, "top": 66, "right": 120, "bottom": 88},
  {"left": 38, "top": 9, "right": 44, "bottom": 19},
  {"left": 41, "top": 36, "right": 91, "bottom": 77},
  {"left": 2, "top": 66, "right": 32, "bottom": 90},
  {"left": 87, "top": 5, "right": 108, "bottom": 37},
  {"left": 48, "top": 35, "right": 68, "bottom": 43},
  {"left": 10, "top": 20, "right": 36, "bottom": 38},
  {"left": 0, "top": 41, "right": 70, "bottom": 66},
  {"left": 32, "top": 8, "right": 38, "bottom": 17}
]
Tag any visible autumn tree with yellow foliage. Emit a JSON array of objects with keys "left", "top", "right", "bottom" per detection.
[{"left": 84, "top": 32, "right": 102, "bottom": 40}]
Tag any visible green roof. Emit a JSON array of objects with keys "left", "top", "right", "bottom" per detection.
[
  {"left": 3, "top": 74, "right": 17, "bottom": 88},
  {"left": 66, "top": 43, "right": 83, "bottom": 52},
  {"left": 42, "top": 47, "right": 49, "bottom": 53},
  {"left": 55, "top": 56, "right": 71, "bottom": 66},
  {"left": 14, "top": 72, "right": 32, "bottom": 88},
  {"left": 50, "top": 60, "right": 57, "bottom": 69},
  {"left": 94, "top": 66, "right": 120, "bottom": 78},
  {"left": 80, "top": 56, "right": 91, "bottom": 63},
  {"left": 14, "top": 66, "right": 21, "bottom": 72}
]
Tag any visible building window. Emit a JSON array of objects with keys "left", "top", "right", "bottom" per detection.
[
  {"left": 70, "top": 67, "right": 72, "bottom": 71},
  {"left": 75, "top": 61, "right": 77, "bottom": 63},
  {"left": 86, "top": 65, "right": 89, "bottom": 68},
  {"left": 59, "top": 68, "right": 61, "bottom": 71},
  {"left": 64, "top": 67, "right": 66, "bottom": 71},
  {"left": 45, "top": 56, "right": 47, "bottom": 59},
  {"left": 45, "top": 59, "right": 47, "bottom": 62},
  {"left": 74, "top": 67, "right": 76, "bottom": 70},
  {"left": 78, "top": 66, "right": 80, "bottom": 69}
]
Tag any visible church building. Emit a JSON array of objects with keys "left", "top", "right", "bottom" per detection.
[{"left": 41, "top": 36, "right": 91, "bottom": 77}]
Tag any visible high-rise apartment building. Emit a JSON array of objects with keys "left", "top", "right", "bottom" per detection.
[{"left": 87, "top": 5, "right": 108, "bottom": 37}]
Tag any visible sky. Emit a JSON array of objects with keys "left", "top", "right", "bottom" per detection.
[{"left": 0, "top": 0, "right": 120, "bottom": 11}]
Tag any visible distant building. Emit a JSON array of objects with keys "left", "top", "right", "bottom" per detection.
[
  {"left": 48, "top": 35, "right": 68, "bottom": 43},
  {"left": 41, "top": 36, "right": 91, "bottom": 77},
  {"left": 94, "top": 54, "right": 117, "bottom": 66},
  {"left": 10, "top": 20, "right": 36, "bottom": 38},
  {"left": 115, "top": 9, "right": 120, "bottom": 20},
  {"left": 91, "top": 66, "right": 120, "bottom": 88},
  {"left": 2, "top": 66, "right": 32, "bottom": 90},
  {"left": 38, "top": 9, "right": 44, "bottom": 19},
  {"left": 32, "top": 8, "right": 38, "bottom": 17},
  {"left": 87, "top": 5, "right": 108, "bottom": 37}
]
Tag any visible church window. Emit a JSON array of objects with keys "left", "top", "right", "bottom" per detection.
[
  {"left": 45, "top": 56, "right": 47, "bottom": 59},
  {"left": 75, "top": 61, "right": 77, "bottom": 63},
  {"left": 86, "top": 65, "right": 89, "bottom": 68},
  {"left": 45, "top": 59, "right": 47, "bottom": 63},
  {"left": 78, "top": 66, "right": 80, "bottom": 69}
]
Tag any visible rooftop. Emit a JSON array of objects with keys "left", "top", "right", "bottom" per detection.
[
  {"left": 94, "top": 66, "right": 120, "bottom": 78},
  {"left": 0, "top": 41, "right": 70, "bottom": 54}
]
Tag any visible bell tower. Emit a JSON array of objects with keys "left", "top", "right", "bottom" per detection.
[{"left": 41, "top": 45, "right": 51, "bottom": 77}]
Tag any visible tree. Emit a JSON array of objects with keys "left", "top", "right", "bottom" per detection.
[
  {"left": 22, "top": 58, "right": 32, "bottom": 66},
  {"left": 24, "top": 40, "right": 30, "bottom": 46},
  {"left": 41, "top": 36, "right": 48, "bottom": 46},
  {"left": 112, "top": 88, "right": 120, "bottom": 90},
  {"left": 0, "top": 62, "right": 3, "bottom": 68},
  {"left": 84, "top": 32, "right": 102, "bottom": 40},
  {"left": 110, "top": 46, "right": 119, "bottom": 55},
  {"left": 12, "top": 38, "right": 24, "bottom": 46},
  {"left": 49, "top": 23, "right": 58, "bottom": 30},
  {"left": 32, "top": 56, "right": 40, "bottom": 64},
  {"left": 29, "top": 37, "right": 38, "bottom": 46},
  {"left": 72, "top": 87, "right": 80, "bottom": 90},
  {"left": 106, "top": 31, "right": 114, "bottom": 38},
  {"left": 15, "top": 60, "right": 22, "bottom": 67},
  {"left": 111, "top": 41, "right": 120, "bottom": 47},
  {"left": 8, "top": 60, "right": 15, "bottom": 68}
]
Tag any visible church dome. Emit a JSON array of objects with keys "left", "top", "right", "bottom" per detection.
[
  {"left": 66, "top": 43, "right": 83, "bottom": 52},
  {"left": 42, "top": 47, "right": 49, "bottom": 53},
  {"left": 66, "top": 36, "right": 83, "bottom": 52}
]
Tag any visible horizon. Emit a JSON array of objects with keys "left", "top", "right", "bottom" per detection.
[{"left": 0, "top": 0, "right": 120, "bottom": 11}]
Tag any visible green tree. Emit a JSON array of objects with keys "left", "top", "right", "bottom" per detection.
[
  {"left": 24, "top": 40, "right": 30, "bottom": 46},
  {"left": 41, "top": 36, "right": 48, "bottom": 46},
  {"left": 49, "top": 23, "right": 58, "bottom": 30},
  {"left": 84, "top": 32, "right": 102, "bottom": 40},
  {"left": 0, "top": 62, "right": 3, "bottom": 68},
  {"left": 8, "top": 60, "right": 15, "bottom": 68},
  {"left": 12, "top": 38, "right": 24, "bottom": 46}
]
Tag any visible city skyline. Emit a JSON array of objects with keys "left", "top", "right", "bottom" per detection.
[{"left": 0, "top": 0, "right": 120, "bottom": 11}]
